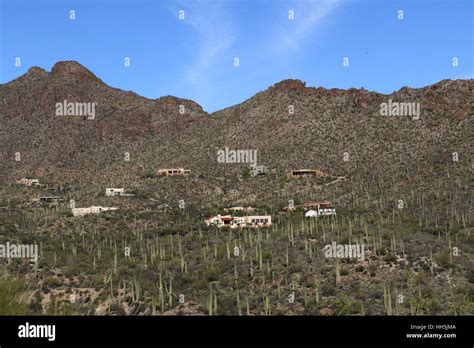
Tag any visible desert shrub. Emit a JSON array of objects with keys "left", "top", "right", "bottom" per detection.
[
  {"left": 368, "top": 263, "right": 377, "bottom": 277},
  {"left": 467, "top": 269, "right": 474, "bottom": 284},
  {"left": 435, "top": 250, "right": 452, "bottom": 268},
  {"left": 242, "top": 168, "right": 251, "bottom": 179},
  {"left": 43, "top": 276, "right": 62, "bottom": 288},
  {"left": 0, "top": 277, "right": 29, "bottom": 315},
  {"left": 289, "top": 262, "right": 304, "bottom": 273},
  {"left": 335, "top": 294, "right": 361, "bottom": 315},
  {"left": 321, "top": 282, "right": 336, "bottom": 296},
  {"left": 384, "top": 253, "right": 397, "bottom": 263},
  {"left": 409, "top": 297, "right": 433, "bottom": 315}
]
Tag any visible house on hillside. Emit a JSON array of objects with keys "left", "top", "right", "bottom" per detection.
[
  {"left": 286, "top": 169, "right": 327, "bottom": 179},
  {"left": 156, "top": 168, "right": 191, "bottom": 176},
  {"left": 204, "top": 214, "right": 271, "bottom": 228},
  {"left": 106, "top": 188, "right": 125, "bottom": 196},
  {"left": 250, "top": 164, "right": 268, "bottom": 177},
  {"left": 244, "top": 215, "right": 272, "bottom": 227},
  {"left": 223, "top": 206, "right": 256, "bottom": 213},
  {"left": 32, "top": 196, "right": 60, "bottom": 206},
  {"left": 71, "top": 206, "right": 118, "bottom": 217},
  {"left": 204, "top": 215, "right": 234, "bottom": 228},
  {"left": 283, "top": 201, "right": 333, "bottom": 212},
  {"left": 16, "top": 178, "right": 40, "bottom": 186},
  {"left": 46, "top": 185, "right": 72, "bottom": 192},
  {"left": 305, "top": 207, "right": 336, "bottom": 217}
]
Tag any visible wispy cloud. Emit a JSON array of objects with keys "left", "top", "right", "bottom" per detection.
[
  {"left": 275, "top": 0, "right": 342, "bottom": 52},
  {"left": 237, "top": 0, "right": 343, "bottom": 86},
  {"left": 168, "top": 0, "right": 341, "bottom": 110},
  {"left": 174, "top": 0, "right": 236, "bottom": 84}
]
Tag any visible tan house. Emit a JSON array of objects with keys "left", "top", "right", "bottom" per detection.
[
  {"left": 286, "top": 169, "right": 327, "bottom": 179},
  {"left": 204, "top": 215, "right": 234, "bottom": 228},
  {"left": 156, "top": 168, "right": 191, "bottom": 176},
  {"left": 238, "top": 215, "right": 272, "bottom": 228},
  {"left": 72, "top": 206, "right": 118, "bottom": 217},
  {"left": 205, "top": 214, "right": 271, "bottom": 228},
  {"left": 16, "top": 178, "right": 40, "bottom": 186}
]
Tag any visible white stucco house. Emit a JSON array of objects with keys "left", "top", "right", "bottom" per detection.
[
  {"left": 305, "top": 208, "right": 336, "bottom": 217},
  {"left": 250, "top": 165, "right": 268, "bottom": 177},
  {"left": 106, "top": 188, "right": 125, "bottom": 196},
  {"left": 205, "top": 214, "right": 272, "bottom": 228}
]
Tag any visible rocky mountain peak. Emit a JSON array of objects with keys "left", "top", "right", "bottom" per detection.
[
  {"left": 271, "top": 79, "right": 307, "bottom": 91},
  {"left": 11, "top": 66, "right": 49, "bottom": 83},
  {"left": 50, "top": 61, "right": 104, "bottom": 84},
  {"left": 25, "top": 66, "right": 49, "bottom": 79}
]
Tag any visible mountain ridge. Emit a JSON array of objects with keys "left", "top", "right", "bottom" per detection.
[{"left": 3, "top": 60, "right": 472, "bottom": 115}]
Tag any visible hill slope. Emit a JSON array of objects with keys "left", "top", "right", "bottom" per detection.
[{"left": 0, "top": 61, "right": 472, "bottom": 207}]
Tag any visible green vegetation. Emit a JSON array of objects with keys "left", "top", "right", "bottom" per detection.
[
  {"left": 0, "top": 277, "right": 29, "bottom": 315},
  {"left": 0, "top": 157, "right": 472, "bottom": 316}
]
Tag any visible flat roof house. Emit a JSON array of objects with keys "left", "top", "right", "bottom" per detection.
[
  {"left": 283, "top": 201, "right": 334, "bottom": 211},
  {"left": 223, "top": 206, "right": 256, "bottom": 212},
  {"left": 16, "top": 178, "right": 40, "bottom": 186},
  {"left": 72, "top": 206, "right": 119, "bottom": 217},
  {"left": 106, "top": 188, "right": 125, "bottom": 196},
  {"left": 305, "top": 208, "right": 336, "bottom": 217},
  {"left": 32, "top": 196, "right": 60, "bottom": 206},
  {"left": 156, "top": 168, "right": 191, "bottom": 176},
  {"left": 286, "top": 169, "right": 327, "bottom": 179},
  {"left": 250, "top": 165, "right": 268, "bottom": 177},
  {"left": 204, "top": 215, "right": 233, "bottom": 227},
  {"left": 205, "top": 214, "right": 271, "bottom": 228},
  {"left": 243, "top": 215, "right": 272, "bottom": 228}
]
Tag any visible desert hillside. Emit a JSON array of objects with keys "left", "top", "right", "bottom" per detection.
[{"left": 0, "top": 61, "right": 472, "bottom": 316}]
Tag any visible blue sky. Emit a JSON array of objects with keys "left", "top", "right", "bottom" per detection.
[{"left": 0, "top": 0, "right": 472, "bottom": 112}]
